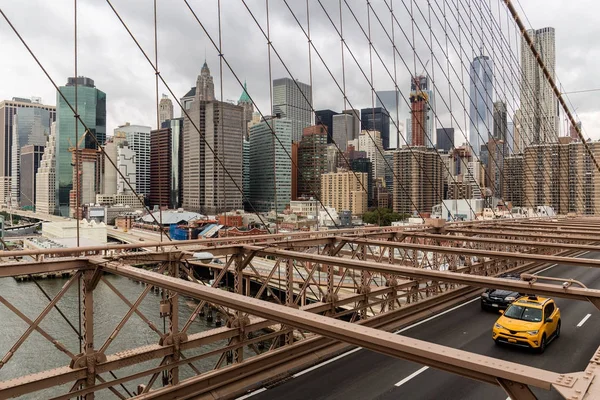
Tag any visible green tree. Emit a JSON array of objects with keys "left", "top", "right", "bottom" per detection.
[{"left": 362, "top": 208, "right": 409, "bottom": 226}]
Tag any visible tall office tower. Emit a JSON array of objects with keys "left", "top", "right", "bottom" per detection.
[
  {"left": 332, "top": 110, "right": 360, "bottom": 153},
  {"left": 486, "top": 138, "right": 505, "bottom": 198},
  {"left": 102, "top": 132, "right": 128, "bottom": 195},
  {"left": 523, "top": 140, "right": 569, "bottom": 214},
  {"left": 409, "top": 76, "right": 430, "bottom": 147},
  {"left": 297, "top": 125, "right": 328, "bottom": 199},
  {"left": 320, "top": 170, "right": 368, "bottom": 216},
  {"left": 272, "top": 77, "right": 312, "bottom": 142},
  {"left": 513, "top": 109, "right": 524, "bottom": 154},
  {"left": 182, "top": 101, "right": 244, "bottom": 214},
  {"left": 56, "top": 77, "right": 105, "bottom": 216},
  {"left": 20, "top": 145, "right": 45, "bottom": 209},
  {"left": 326, "top": 144, "right": 339, "bottom": 173},
  {"left": 182, "top": 63, "right": 243, "bottom": 213},
  {"left": 238, "top": 81, "right": 254, "bottom": 139},
  {"left": 358, "top": 130, "right": 385, "bottom": 182},
  {"left": 393, "top": 147, "right": 443, "bottom": 215},
  {"left": 569, "top": 121, "right": 582, "bottom": 142},
  {"left": 114, "top": 123, "right": 151, "bottom": 199},
  {"left": 0, "top": 98, "right": 55, "bottom": 206},
  {"left": 493, "top": 101, "right": 507, "bottom": 142},
  {"left": 11, "top": 107, "right": 53, "bottom": 206},
  {"left": 507, "top": 121, "right": 515, "bottom": 155},
  {"left": 315, "top": 109, "right": 338, "bottom": 143},
  {"left": 116, "top": 142, "right": 136, "bottom": 194},
  {"left": 405, "top": 117, "right": 412, "bottom": 147},
  {"left": 503, "top": 154, "right": 524, "bottom": 207},
  {"left": 410, "top": 76, "right": 435, "bottom": 148},
  {"left": 150, "top": 118, "right": 183, "bottom": 209},
  {"left": 69, "top": 148, "right": 103, "bottom": 218},
  {"left": 469, "top": 55, "right": 494, "bottom": 159},
  {"left": 35, "top": 122, "right": 57, "bottom": 214},
  {"left": 493, "top": 101, "right": 509, "bottom": 161},
  {"left": 376, "top": 90, "right": 401, "bottom": 148},
  {"left": 436, "top": 127, "right": 455, "bottom": 152},
  {"left": 466, "top": 160, "right": 485, "bottom": 200},
  {"left": 520, "top": 27, "right": 557, "bottom": 146},
  {"left": 158, "top": 94, "right": 174, "bottom": 127},
  {"left": 350, "top": 157, "right": 373, "bottom": 207},
  {"left": 248, "top": 117, "right": 292, "bottom": 213},
  {"left": 383, "top": 150, "right": 396, "bottom": 198},
  {"left": 291, "top": 141, "right": 299, "bottom": 201},
  {"left": 361, "top": 108, "right": 391, "bottom": 150},
  {"left": 243, "top": 138, "right": 251, "bottom": 208}
]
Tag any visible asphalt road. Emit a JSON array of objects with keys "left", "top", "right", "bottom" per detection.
[{"left": 245, "top": 252, "right": 600, "bottom": 400}]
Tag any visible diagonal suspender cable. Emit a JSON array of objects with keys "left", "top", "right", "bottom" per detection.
[{"left": 103, "top": 0, "right": 272, "bottom": 234}]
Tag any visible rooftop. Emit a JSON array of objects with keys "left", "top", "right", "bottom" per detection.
[{"left": 141, "top": 209, "right": 207, "bottom": 225}]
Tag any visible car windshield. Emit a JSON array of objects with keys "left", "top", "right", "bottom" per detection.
[{"left": 504, "top": 305, "right": 543, "bottom": 322}]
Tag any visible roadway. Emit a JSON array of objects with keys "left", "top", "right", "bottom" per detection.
[{"left": 245, "top": 252, "right": 600, "bottom": 400}]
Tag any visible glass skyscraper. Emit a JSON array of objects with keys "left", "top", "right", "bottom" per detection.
[
  {"left": 56, "top": 77, "right": 106, "bottom": 216},
  {"left": 469, "top": 55, "right": 494, "bottom": 159}
]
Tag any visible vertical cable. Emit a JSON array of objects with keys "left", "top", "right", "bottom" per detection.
[
  {"left": 218, "top": 0, "right": 226, "bottom": 220},
  {"left": 74, "top": 0, "right": 80, "bottom": 246},
  {"left": 153, "top": 0, "right": 163, "bottom": 242},
  {"left": 367, "top": 0, "right": 376, "bottom": 212},
  {"left": 390, "top": 0, "right": 400, "bottom": 148},
  {"left": 265, "top": 0, "right": 277, "bottom": 233}
]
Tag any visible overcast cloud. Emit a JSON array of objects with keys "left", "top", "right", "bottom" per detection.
[{"left": 1, "top": 0, "right": 598, "bottom": 147}]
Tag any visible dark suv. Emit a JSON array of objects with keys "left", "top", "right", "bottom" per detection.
[{"left": 481, "top": 274, "right": 522, "bottom": 311}]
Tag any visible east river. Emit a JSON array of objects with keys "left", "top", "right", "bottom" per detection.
[{"left": 0, "top": 273, "right": 227, "bottom": 399}]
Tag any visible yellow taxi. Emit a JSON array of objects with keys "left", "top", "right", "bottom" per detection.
[{"left": 492, "top": 295, "right": 561, "bottom": 353}]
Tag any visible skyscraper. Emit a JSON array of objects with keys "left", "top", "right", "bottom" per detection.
[
  {"left": 410, "top": 76, "right": 435, "bottom": 148},
  {"left": 361, "top": 108, "right": 391, "bottom": 150},
  {"left": 150, "top": 118, "right": 183, "bottom": 209},
  {"left": 297, "top": 125, "right": 328, "bottom": 199},
  {"left": 376, "top": 90, "right": 401, "bottom": 149},
  {"left": 182, "top": 62, "right": 244, "bottom": 214},
  {"left": 56, "top": 77, "right": 106, "bottom": 216},
  {"left": 409, "top": 76, "right": 430, "bottom": 147},
  {"left": 248, "top": 117, "right": 292, "bottom": 212},
  {"left": 20, "top": 145, "right": 45, "bottom": 209},
  {"left": 11, "top": 107, "right": 53, "bottom": 206},
  {"left": 0, "top": 98, "right": 55, "bottom": 206},
  {"left": 332, "top": 109, "right": 360, "bottom": 153},
  {"left": 469, "top": 55, "right": 494, "bottom": 159},
  {"left": 158, "top": 94, "right": 173, "bottom": 126},
  {"left": 520, "top": 27, "right": 557, "bottom": 146},
  {"left": 35, "top": 122, "right": 57, "bottom": 214},
  {"left": 315, "top": 109, "right": 338, "bottom": 143},
  {"left": 114, "top": 123, "right": 151, "bottom": 199},
  {"left": 436, "top": 128, "right": 455, "bottom": 152},
  {"left": 272, "top": 77, "right": 312, "bottom": 142}
]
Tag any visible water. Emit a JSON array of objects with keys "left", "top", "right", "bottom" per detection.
[{"left": 0, "top": 274, "right": 229, "bottom": 399}]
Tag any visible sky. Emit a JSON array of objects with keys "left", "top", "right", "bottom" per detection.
[{"left": 1, "top": 0, "right": 599, "bottom": 148}]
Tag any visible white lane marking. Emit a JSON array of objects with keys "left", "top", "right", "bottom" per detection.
[
  {"left": 236, "top": 387, "right": 267, "bottom": 399},
  {"left": 395, "top": 366, "right": 429, "bottom": 387},
  {"left": 534, "top": 263, "right": 558, "bottom": 275},
  {"left": 577, "top": 314, "right": 592, "bottom": 328},
  {"left": 292, "top": 347, "right": 362, "bottom": 378},
  {"left": 394, "top": 297, "right": 480, "bottom": 334}
]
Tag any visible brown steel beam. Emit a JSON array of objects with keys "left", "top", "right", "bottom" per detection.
[
  {"left": 0, "top": 257, "right": 89, "bottom": 277},
  {"left": 101, "top": 263, "right": 572, "bottom": 393},
  {"left": 247, "top": 246, "right": 600, "bottom": 304},
  {"left": 399, "top": 232, "right": 600, "bottom": 252},
  {"left": 340, "top": 237, "right": 600, "bottom": 269}
]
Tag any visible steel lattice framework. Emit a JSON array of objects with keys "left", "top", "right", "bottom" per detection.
[{"left": 0, "top": 218, "right": 600, "bottom": 399}]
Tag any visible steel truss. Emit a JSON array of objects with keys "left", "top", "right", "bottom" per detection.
[{"left": 1, "top": 219, "right": 600, "bottom": 399}]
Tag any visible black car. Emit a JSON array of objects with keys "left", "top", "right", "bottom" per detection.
[{"left": 480, "top": 274, "right": 522, "bottom": 311}]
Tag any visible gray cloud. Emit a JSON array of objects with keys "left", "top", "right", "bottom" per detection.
[{"left": 0, "top": 0, "right": 596, "bottom": 148}]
